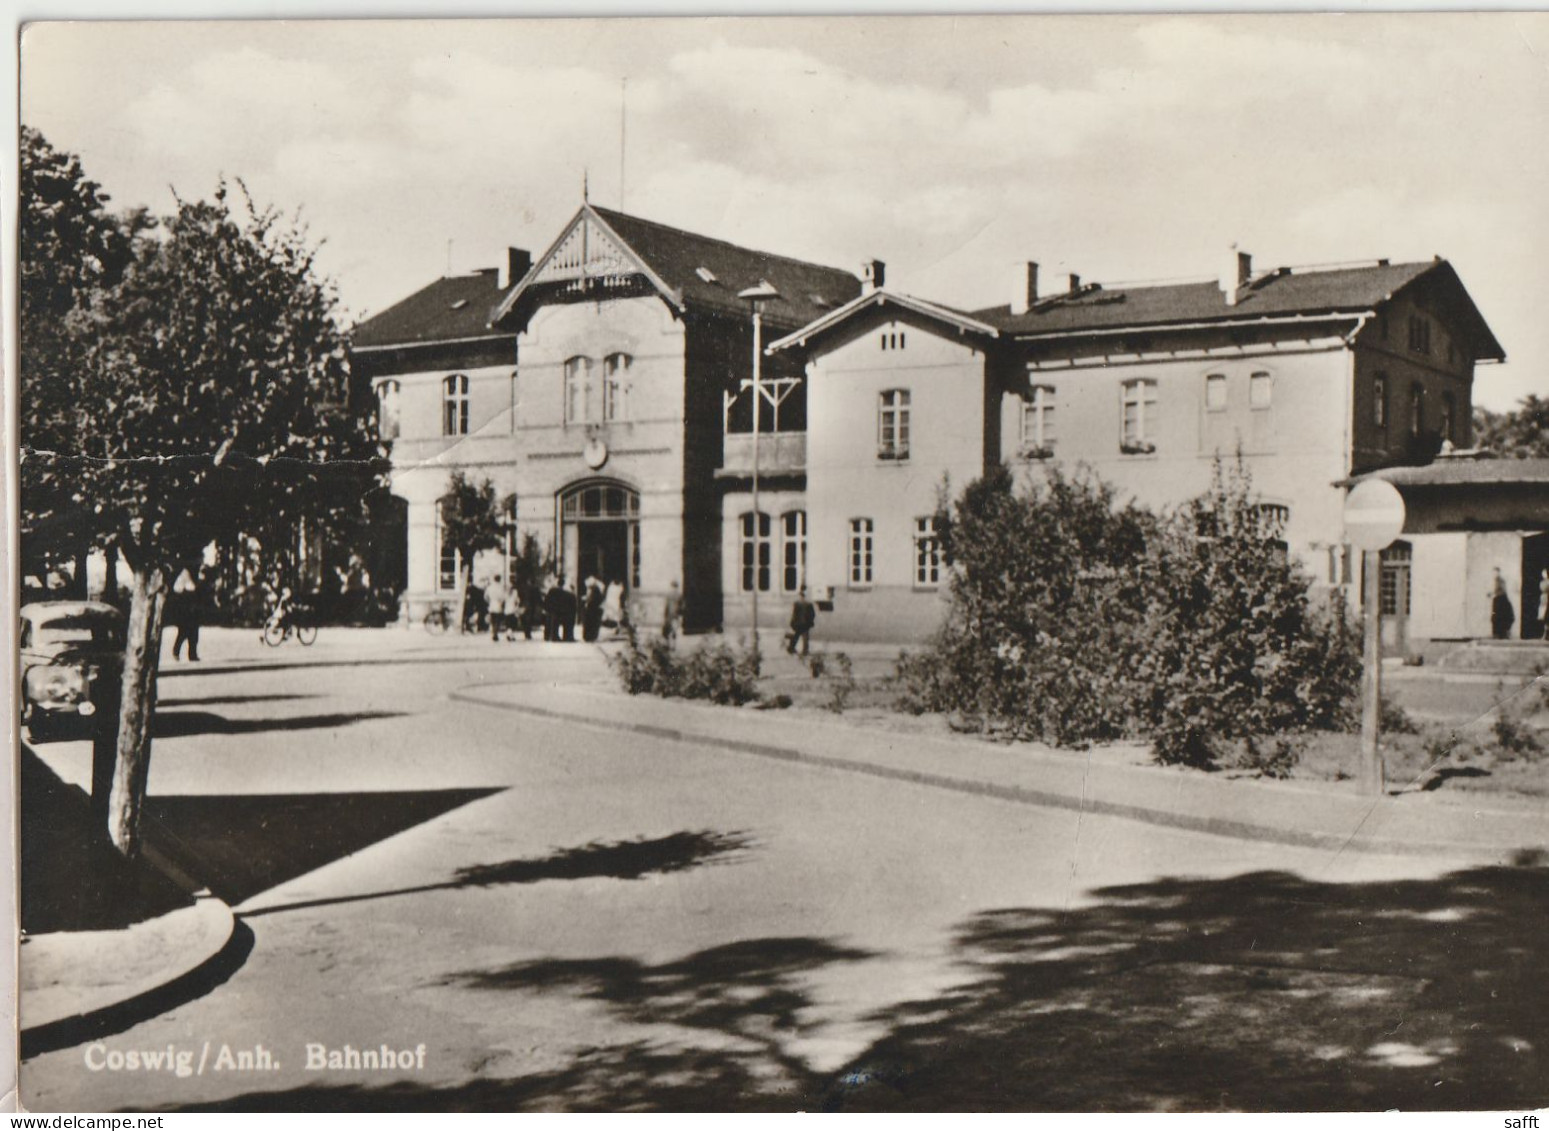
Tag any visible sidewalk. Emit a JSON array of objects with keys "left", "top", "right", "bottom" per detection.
[{"left": 455, "top": 678, "right": 1549, "bottom": 863}]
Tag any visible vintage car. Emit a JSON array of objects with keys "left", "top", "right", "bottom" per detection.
[{"left": 18, "top": 601, "right": 124, "bottom": 742}]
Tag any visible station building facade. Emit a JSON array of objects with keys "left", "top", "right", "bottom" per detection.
[{"left": 352, "top": 206, "right": 1507, "bottom": 644}]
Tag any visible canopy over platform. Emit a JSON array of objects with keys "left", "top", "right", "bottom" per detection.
[{"left": 1341, "top": 456, "right": 1549, "bottom": 534}]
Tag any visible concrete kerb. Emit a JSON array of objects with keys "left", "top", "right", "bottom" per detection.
[
  {"left": 20, "top": 893, "right": 241, "bottom": 1054},
  {"left": 453, "top": 682, "right": 1549, "bottom": 863}
]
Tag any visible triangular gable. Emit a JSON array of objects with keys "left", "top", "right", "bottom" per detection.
[
  {"left": 491, "top": 205, "right": 681, "bottom": 328},
  {"left": 767, "top": 289, "right": 999, "bottom": 355}
]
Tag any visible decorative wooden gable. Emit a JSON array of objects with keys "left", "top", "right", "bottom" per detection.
[
  {"left": 531, "top": 211, "right": 639, "bottom": 285},
  {"left": 494, "top": 207, "right": 681, "bottom": 323}
]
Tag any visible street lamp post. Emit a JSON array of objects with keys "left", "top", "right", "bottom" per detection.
[{"left": 738, "top": 281, "right": 780, "bottom": 654}]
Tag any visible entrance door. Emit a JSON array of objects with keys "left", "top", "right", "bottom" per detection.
[
  {"left": 559, "top": 480, "right": 640, "bottom": 589},
  {"left": 1522, "top": 532, "right": 1549, "bottom": 640},
  {"left": 577, "top": 522, "right": 629, "bottom": 587},
  {"left": 1380, "top": 541, "right": 1412, "bottom": 654}
]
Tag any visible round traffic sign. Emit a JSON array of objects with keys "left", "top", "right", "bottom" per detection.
[{"left": 1344, "top": 478, "right": 1406, "bottom": 552}]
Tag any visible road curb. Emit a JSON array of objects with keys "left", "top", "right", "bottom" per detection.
[
  {"left": 454, "top": 688, "right": 1539, "bottom": 863},
  {"left": 20, "top": 895, "right": 243, "bottom": 1056}
]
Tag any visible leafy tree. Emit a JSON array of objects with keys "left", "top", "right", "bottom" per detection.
[
  {"left": 20, "top": 167, "right": 380, "bottom": 857},
  {"left": 1473, "top": 395, "right": 1549, "bottom": 458},
  {"left": 439, "top": 471, "right": 503, "bottom": 625},
  {"left": 19, "top": 127, "right": 140, "bottom": 585}
]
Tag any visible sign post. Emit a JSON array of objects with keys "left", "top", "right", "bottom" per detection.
[{"left": 1343, "top": 479, "right": 1407, "bottom": 797}]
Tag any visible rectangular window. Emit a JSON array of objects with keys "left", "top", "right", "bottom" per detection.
[
  {"left": 914, "top": 516, "right": 940, "bottom": 587},
  {"left": 377, "top": 380, "right": 401, "bottom": 440},
  {"left": 848, "top": 518, "right": 874, "bottom": 586},
  {"left": 1441, "top": 393, "right": 1456, "bottom": 445},
  {"left": 436, "top": 503, "right": 460, "bottom": 592},
  {"left": 1373, "top": 373, "right": 1387, "bottom": 428},
  {"left": 1021, "top": 386, "right": 1056, "bottom": 455},
  {"left": 1205, "top": 373, "right": 1227, "bottom": 412},
  {"left": 443, "top": 374, "right": 470, "bottom": 437},
  {"left": 564, "top": 357, "right": 593, "bottom": 425},
  {"left": 878, "top": 390, "right": 910, "bottom": 460},
  {"left": 1410, "top": 384, "right": 1424, "bottom": 437},
  {"left": 603, "top": 353, "right": 631, "bottom": 422},
  {"left": 1408, "top": 315, "right": 1431, "bottom": 355},
  {"left": 1249, "top": 371, "right": 1273, "bottom": 410},
  {"left": 781, "top": 511, "right": 806, "bottom": 593},
  {"left": 739, "top": 511, "right": 772, "bottom": 593},
  {"left": 1121, "top": 379, "right": 1158, "bottom": 452}
]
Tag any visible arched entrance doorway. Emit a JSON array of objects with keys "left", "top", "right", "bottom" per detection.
[{"left": 559, "top": 479, "right": 640, "bottom": 589}]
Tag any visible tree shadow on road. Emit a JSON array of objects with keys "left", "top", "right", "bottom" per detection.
[
  {"left": 171, "top": 857, "right": 1548, "bottom": 1113},
  {"left": 179, "top": 934, "right": 871, "bottom": 1112},
  {"left": 828, "top": 860, "right": 1549, "bottom": 1112},
  {"left": 151, "top": 709, "right": 406, "bottom": 738},
  {"left": 239, "top": 830, "right": 754, "bottom": 918}
]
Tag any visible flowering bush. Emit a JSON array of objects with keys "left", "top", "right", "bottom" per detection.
[{"left": 609, "top": 622, "right": 763, "bottom": 706}]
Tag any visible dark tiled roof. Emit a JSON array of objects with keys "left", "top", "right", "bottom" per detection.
[
  {"left": 591, "top": 206, "right": 862, "bottom": 329},
  {"left": 1352, "top": 457, "right": 1549, "bottom": 487},
  {"left": 351, "top": 270, "right": 516, "bottom": 349},
  {"left": 975, "top": 260, "right": 1506, "bottom": 357}
]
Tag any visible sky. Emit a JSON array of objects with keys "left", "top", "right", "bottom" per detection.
[{"left": 19, "top": 13, "right": 1549, "bottom": 409}]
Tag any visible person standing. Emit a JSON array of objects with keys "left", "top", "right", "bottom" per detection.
[
  {"left": 1490, "top": 568, "right": 1516, "bottom": 640},
  {"left": 602, "top": 579, "right": 624, "bottom": 634},
  {"left": 1538, "top": 568, "right": 1549, "bottom": 642},
  {"left": 581, "top": 577, "right": 604, "bottom": 643},
  {"left": 485, "top": 575, "right": 508, "bottom": 641},
  {"left": 786, "top": 587, "right": 816, "bottom": 657},
  {"left": 170, "top": 568, "right": 202, "bottom": 661},
  {"left": 662, "top": 580, "right": 682, "bottom": 641}
]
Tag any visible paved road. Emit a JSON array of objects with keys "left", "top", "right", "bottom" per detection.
[{"left": 21, "top": 629, "right": 1545, "bottom": 1111}]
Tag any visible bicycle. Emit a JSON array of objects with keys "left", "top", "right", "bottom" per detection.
[
  {"left": 260, "top": 607, "right": 318, "bottom": 647},
  {"left": 423, "top": 601, "right": 454, "bottom": 635}
]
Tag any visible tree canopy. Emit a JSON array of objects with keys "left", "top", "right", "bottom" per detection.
[
  {"left": 19, "top": 128, "right": 383, "bottom": 855},
  {"left": 1474, "top": 396, "right": 1549, "bottom": 459}
]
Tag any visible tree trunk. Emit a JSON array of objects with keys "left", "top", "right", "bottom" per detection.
[
  {"left": 455, "top": 560, "right": 470, "bottom": 632},
  {"left": 107, "top": 565, "right": 168, "bottom": 857}
]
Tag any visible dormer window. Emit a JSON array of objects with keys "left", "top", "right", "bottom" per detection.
[{"left": 695, "top": 266, "right": 718, "bottom": 283}]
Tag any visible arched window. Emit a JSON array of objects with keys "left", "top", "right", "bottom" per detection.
[
  {"left": 1249, "top": 371, "right": 1273, "bottom": 410},
  {"left": 740, "top": 511, "right": 772, "bottom": 593},
  {"left": 1410, "top": 384, "right": 1425, "bottom": 437},
  {"left": 1441, "top": 392, "right": 1457, "bottom": 445},
  {"left": 603, "top": 353, "right": 632, "bottom": 422},
  {"left": 564, "top": 356, "right": 593, "bottom": 425},
  {"left": 442, "top": 374, "right": 469, "bottom": 436},
  {"left": 1204, "top": 373, "right": 1227, "bottom": 412},
  {"left": 781, "top": 511, "right": 807, "bottom": 593},
  {"left": 1373, "top": 372, "right": 1387, "bottom": 428}
]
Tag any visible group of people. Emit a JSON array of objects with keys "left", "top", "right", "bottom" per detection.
[{"left": 478, "top": 574, "right": 629, "bottom": 643}]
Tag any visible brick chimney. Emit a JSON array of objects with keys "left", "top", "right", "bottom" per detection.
[
  {"left": 499, "top": 247, "right": 532, "bottom": 290},
  {"left": 861, "top": 259, "right": 886, "bottom": 293},
  {"left": 1068, "top": 273, "right": 1081, "bottom": 294},
  {"left": 1010, "top": 261, "right": 1039, "bottom": 316},
  {"left": 1221, "top": 246, "right": 1251, "bottom": 306}
]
